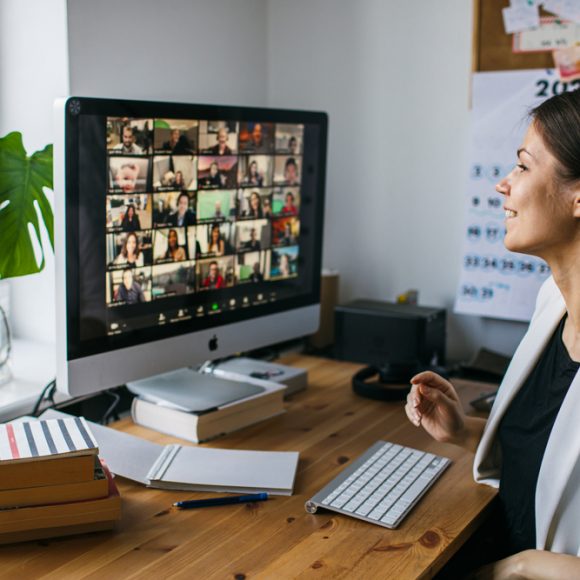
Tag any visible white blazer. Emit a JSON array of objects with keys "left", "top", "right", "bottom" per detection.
[{"left": 473, "top": 276, "right": 580, "bottom": 556}]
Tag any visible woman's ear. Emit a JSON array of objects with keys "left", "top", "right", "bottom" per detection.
[{"left": 574, "top": 184, "right": 580, "bottom": 219}]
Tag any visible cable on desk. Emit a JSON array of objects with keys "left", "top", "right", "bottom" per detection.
[
  {"left": 100, "top": 389, "right": 121, "bottom": 425},
  {"left": 32, "top": 378, "right": 57, "bottom": 417}
]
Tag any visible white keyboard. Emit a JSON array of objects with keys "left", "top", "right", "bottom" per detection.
[{"left": 305, "top": 441, "right": 450, "bottom": 529}]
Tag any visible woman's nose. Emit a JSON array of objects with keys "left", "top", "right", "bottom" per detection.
[{"left": 496, "top": 176, "right": 510, "bottom": 196}]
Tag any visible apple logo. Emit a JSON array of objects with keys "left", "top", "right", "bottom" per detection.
[{"left": 209, "top": 335, "right": 218, "bottom": 351}]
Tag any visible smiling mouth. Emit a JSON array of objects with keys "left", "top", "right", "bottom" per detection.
[{"left": 505, "top": 209, "right": 517, "bottom": 218}]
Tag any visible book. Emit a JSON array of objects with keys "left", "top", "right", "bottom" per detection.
[
  {"left": 0, "top": 417, "right": 98, "bottom": 491},
  {"left": 131, "top": 378, "right": 285, "bottom": 443},
  {"left": 0, "top": 464, "right": 121, "bottom": 535},
  {"left": 41, "top": 409, "right": 300, "bottom": 496},
  {"left": 212, "top": 358, "right": 308, "bottom": 397},
  {"left": 0, "top": 519, "right": 118, "bottom": 545},
  {"left": 0, "top": 458, "right": 109, "bottom": 509}
]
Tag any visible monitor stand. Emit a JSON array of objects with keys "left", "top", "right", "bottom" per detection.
[{"left": 126, "top": 366, "right": 266, "bottom": 413}]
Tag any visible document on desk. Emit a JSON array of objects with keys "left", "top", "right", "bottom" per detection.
[{"left": 40, "top": 410, "right": 299, "bottom": 495}]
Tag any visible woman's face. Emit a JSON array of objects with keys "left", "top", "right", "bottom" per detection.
[
  {"left": 210, "top": 163, "right": 218, "bottom": 177},
  {"left": 211, "top": 226, "right": 220, "bottom": 241},
  {"left": 250, "top": 161, "right": 257, "bottom": 176},
  {"left": 126, "top": 234, "right": 137, "bottom": 255},
  {"left": 251, "top": 193, "right": 260, "bottom": 210},
  {"left": 168, "top": 230, "right": 178, "bottom": 248},
  {"left": 175, "top": 171, "right": 183, "bottom": 184},
  {"left": 496, "top": 123, "right": 578, "bottom": 259},
  {"left": 127, "top": 206, "right": 135, "bottom": 218},
  {"left": 178, "top": 195, "right": 188, "bottom": 215}
]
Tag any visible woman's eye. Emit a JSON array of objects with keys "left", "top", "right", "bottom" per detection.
[{"left": 516, "top": 163, "right": 527, "bottom": 172}]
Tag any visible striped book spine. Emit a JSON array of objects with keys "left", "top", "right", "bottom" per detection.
[{"left": 0, "top": 417, "right": 98, "bottom": 463}]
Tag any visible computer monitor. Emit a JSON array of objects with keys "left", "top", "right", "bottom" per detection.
[{"left": 54, "top": 97, "right": 327, "bottom": 397}]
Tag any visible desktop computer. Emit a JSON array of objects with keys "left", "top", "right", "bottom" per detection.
[{"left": 54, "top": 97, "right": 328, "bottom": 397}]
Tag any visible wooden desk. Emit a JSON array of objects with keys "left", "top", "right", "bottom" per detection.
[{"left": 0, "top": 356, "right": 497, "bottom": 579}]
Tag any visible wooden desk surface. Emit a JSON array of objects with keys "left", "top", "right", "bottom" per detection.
[{"left": 0, "top": 356, "right": 497, "bottom": 579}]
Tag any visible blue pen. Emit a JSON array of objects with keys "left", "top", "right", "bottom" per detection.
[{"left": 173, "top": 492, "right": 269, "bottom": 509}]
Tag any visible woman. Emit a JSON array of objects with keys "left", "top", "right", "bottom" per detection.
[
  {"left": 406, "top": 90, "right": 580, "bottom": 577},
  {"left": 279, "top": 253, "right": 291, "bottom": 277},
  {"left": 163, "top": 228, "right": 186, "bottom": 262},
  {"left": 174, "top": 170, "right": 185, "bottom": 190},
  {"left": 243, "top": 160, "right": 263, "bottom": 186},
  {"left": 246, "top": 191, "right": 263, "bottom": 218},
  {"left": 120, "top": 204, "right": 141, "bottom": 231},
  {"left": 114, "top": 232, "right": 143, "bottom": 267},
  {"left": 207, "top": 223, "right": 225, "bottom": 256}
]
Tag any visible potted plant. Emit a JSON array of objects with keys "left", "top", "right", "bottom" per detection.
[{"left": 0, "top": 131, "right": 53, "bottom": 383}]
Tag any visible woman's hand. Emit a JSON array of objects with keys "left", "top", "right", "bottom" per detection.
[{"left": 405, "top": 371, "right": 486, "bottom": 453}]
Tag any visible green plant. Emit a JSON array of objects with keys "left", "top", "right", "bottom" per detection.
[{"left": 0, "top": 132, "right": 53, "bottom": 279}]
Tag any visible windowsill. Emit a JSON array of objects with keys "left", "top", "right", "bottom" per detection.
[{"left": 0, "top": 339, "right": 62, "bottom": 422}]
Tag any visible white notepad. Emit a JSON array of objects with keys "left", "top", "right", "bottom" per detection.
[{"left": 40, "top": 409, "right": 299, "bottom": 496}]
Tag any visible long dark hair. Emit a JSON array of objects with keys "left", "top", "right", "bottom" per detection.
[{"left": 531, "top": 90, "right": 580, "bottom": 183}]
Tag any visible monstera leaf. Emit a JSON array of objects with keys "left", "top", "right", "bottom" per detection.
[{"left": 0, "top": 132, "right": 53, "bottom": 279}]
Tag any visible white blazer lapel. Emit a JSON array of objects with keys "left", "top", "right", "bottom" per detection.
[{"left": 536, "top": 369, "right": 580, "bottom": 550}]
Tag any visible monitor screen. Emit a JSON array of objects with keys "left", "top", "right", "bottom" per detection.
[{"left": 55, "top": 97, "right": 327, "bottom": 395}]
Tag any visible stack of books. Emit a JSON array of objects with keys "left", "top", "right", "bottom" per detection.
[
  {"left": 131, "top": 370, "right": 286, "bottom": 443},
  {"left": 0, "top": 417, "right": 121, "bottom": 544}
]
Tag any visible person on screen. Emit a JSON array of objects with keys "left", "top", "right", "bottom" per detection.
[
  {"left": 251, "top": 123, "right": 264, "bottom": 149},
  {"left": 202, "top": 162, "right": 225, "bottom": 188},
  {"left": 162, "top": 129, "right": 194, "bottom": 154},
  {"left": 120, "top": 204, "right": 141, "bottom": 231},
  {"left": 114, "top": 163, "right": 140, "bottom": 193},
  {"left": 249, "top": 262, "right": 263, "bottom": 283},
  {"left": 209, "top": 127, "right": 232, "bottom": 156},
  {"left": 243, "top": 227, "right": 261, "bottom": 251},
  {"left": 213, "top": 199, "right": 224, "bottom": 219},
  {"left": 163, "top": 228, "right": 186, "bottom": 262},
  {"left": 244, "top": 191, "right": 263, "bottom": 218},
  {"left": 113, "top": 126, "right": 143, "bottom": 155},
  {"left": 168, "top": 192, "right": 195, "bottom": 226},
  {"left": 202, "top": 260, "right": 225, "bottom": 289},
  {"left": 281, "top": 191, "right": 298, "bottom": 215},
  {"left": 288, "top": 136, "right": 298, "bottom": 155},
  {"left": 280, "top": 222, "right": 296, "bottom": 246},
  {"left": 114, "top": 269, "right": 145, "bottom": 304},
  {"left": 279, "top": 253, "right": 290, "bottom": 277},
  {"left": 114, "top": 232, "right": 143, "bottom": 267},
  {"left": 242, "top": 160, "right": 263, "bottom": 187},
  {"left": 208, "top": 223, "right": 225, "bottom": 256},
  {"left": 284, "top": 158, "right": 300, "bottom": 186},
  {"left": 405, "top": 90, "right": 580, "bottom": 576},
  {"left": 174, "top": 170, "right": 185, "bottom": 190},
  {"left": 263, "top": 197, "right": 272, "bottom": 217}
]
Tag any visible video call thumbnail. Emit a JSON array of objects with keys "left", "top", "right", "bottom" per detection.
[
  {"left": 198, "top": 155, "right": 238, "bottom": 189},
  {"left": 151, "top": 262, "right": 196, "bottom": 299},
  {"left": 235, "top": 219, "right": 271, "bottom": 252},
  {"left": 238, "top": 155, "right": 273, "bottom": 187},
  {"left": 109, "top": 157, "right": 150, "bottom": 193},
  {"left": 238, "top": 189, "right": 272, "bottom": 219},
  {"left": 106, "top": 194, "right": 152, "bottom": 232},
  {"left": 238, "top": 122, "right": 275, "bottom": 154},
  {"left": 275, "top": 124, "right": 303, "bottom": 155},
  {"left": 153, "top": 119, "right": 198, "bottom": 154},
  {"left": 194, "top": 222, "right": 234, "bottom": 257},
  {"left": 236, "top": 251, "right": 271, "bottom": 284},
  {"left": 272, "top": 187, "right": 300, "bottom": 216},
  {"left": 107, "top": 118, "right": 153, "bottom": 155},
  {"left": 270, "top": 246, "right": 299, "bottom": 279},
  {"left": 152, "top": 155, "right": 197, "bottom": 191},
  {"left": 198, "top": 121, "right": 238, "bottom": 155},
  {"left": 107, "top": 266, "right": 152, "bottom": 305},
  {"left": 197, "top": 189, "right": 236, "bottom": 222},
  {"left": 272, "top": 217, "right": 300, "bottom": 247},
  {"left": 153, "top": 227, "right": 189, "bottom": 264},
  {"left": 107, "top": 231, "right": 153, "bottom": 269},
  {"left": 273, "top": 156, "right": 301, "bottom": 186},
  {"left": 197, "top": 256, "right": 235, "bottom": 290},
  {"left": 153, "top": 191, "right": 196, "bottom": 227}
]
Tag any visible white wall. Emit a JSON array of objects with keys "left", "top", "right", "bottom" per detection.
[
  {"left": 67, "top": 0, "right": 269, "bottom": 105},
  {"left": 0, "top": 0, "right": 69, "bottom": 344},
  {"left": 266, "top": 0, "right": 528, "bottom": 360}
]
